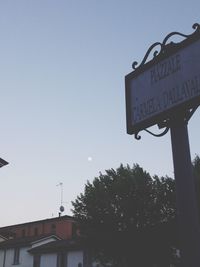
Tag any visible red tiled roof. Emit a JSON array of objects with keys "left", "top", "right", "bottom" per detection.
[{"left": 0, "top": 215, "right": 75, "bottom": 230}]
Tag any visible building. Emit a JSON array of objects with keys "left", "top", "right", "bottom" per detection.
[
  {"left": 0, "top": 235, "right": 91, "bottom": 267},
  {"left": 0, "top": 216, "right": 94, "bottom": 267},
  {"left": 0, "top": 235, "right": 60, "bottom": 267},
  {"left": 28, "top": 238, "right": 90, "bottom": 267}
]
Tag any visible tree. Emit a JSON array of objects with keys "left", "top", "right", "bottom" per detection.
[
  {"left": 72, "top": 164, "right": 177, "bottom": 267},
  {"left": 193, "top": 155, "right": 200, "bottom": 178}
]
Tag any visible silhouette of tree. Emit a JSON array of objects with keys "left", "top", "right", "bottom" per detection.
[
  {"left": 193, "top": 155, "right": 200, "bottom": 177},
  {"left": 72, "top": 164, "right": 177, "bottom": 267}
]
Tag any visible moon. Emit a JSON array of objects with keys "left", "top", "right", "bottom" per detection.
[{"left": 87, "top": 156, "right": 92, "bottom": 162}]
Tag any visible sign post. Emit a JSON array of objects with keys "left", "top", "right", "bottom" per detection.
[
  {"left": 125, "top": 23, "right": 200, "bottom": 266},
  {"left": 170, "top": 117, "right": 200, "bottom": 266}
]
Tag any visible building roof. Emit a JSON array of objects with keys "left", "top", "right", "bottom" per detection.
[
  {"left": 0, "top": 235, "right": 7, "bottom": 241},
  {"left": 28, "top": 238, "right": 87, "bottom": 254},
  {"left": 0, "top": 235, "right": 60, "bottom": 249},
  {"left": 0, "top": 215, "right": 75, "bottom": 231}
]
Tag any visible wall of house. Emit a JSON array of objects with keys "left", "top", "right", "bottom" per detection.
[
  {"left": 53, "top": 220, "right": 74, "bottom": 239},
  {"left": 39, "top": 251, "right": 84, "bottom": 267},
  {"left": 3, "top": 247, "right": 33, "bottom": 267},
  {"left": 19, "top": 247, "right": 33, "bottom": 267},
  {"left": 0, "top": 248, "right": 92, "bottom": 267},
  {"left": 40, "top": 253, "right": 57, "bottom": 267},
  {"left": 67, "top": 251, "right": 83, "bottom": 267},
  {"left": 0, "top": 250, "right": 5, "bottom": 266},
  {"left": 0, "top": 248, "right": 33, "bottom": 267},
  {"left": 3, "top": 248, "right": 15, "bottom": 267}
]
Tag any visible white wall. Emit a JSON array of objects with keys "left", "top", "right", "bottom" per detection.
[
  {"left": 0, "top": 250, "right": 5, "bottom": 267},
  {"left": 41, "top": 253, "right": 57, "bottom": 267},
  {"left": 3, "top": 247, "right": 33, "bottom": 267},
  {"left": 0, "top": 246, "right": 85, "bottom": 267},
  {"left": 0, "top": 237, "right": 58, "bottom": 267},
  {"left": 40, "top": 251, "right": 84, "bottom": 267},
  {"left": 19, "top": 247, "right": 33, "bottom": 267},
  {"left": 4, "top": 248, "right": 14, "bottom": 267},
  {"left": 67, "top": 251, "right": 83, "bottom": 267}
]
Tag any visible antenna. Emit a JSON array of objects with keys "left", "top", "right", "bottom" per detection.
[{"left": 56, "top": 182, "right": 65, "bottom": 216}]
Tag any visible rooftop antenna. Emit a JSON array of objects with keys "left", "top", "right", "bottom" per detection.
[{"left": 56, "top": 182, "right": 65, "bottom": 217}]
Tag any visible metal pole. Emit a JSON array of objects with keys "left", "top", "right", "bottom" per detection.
[{"left": 170, "top": 117, "right": 200, "bottom": 266}]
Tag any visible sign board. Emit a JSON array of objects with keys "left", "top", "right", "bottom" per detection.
[{"left": 125, "top": 26, "right": 200, "bottom": 134}]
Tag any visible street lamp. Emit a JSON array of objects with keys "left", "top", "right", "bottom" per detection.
[{"left": 0, "top": 158, "right": 8, "bottom": 168}]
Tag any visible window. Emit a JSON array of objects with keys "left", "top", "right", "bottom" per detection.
[
  {"left": 57, "top": 252, "right": 66, "bottom": 267},
  {"left": 33, "top": 254, "right": 41, "bottom": 267},
  {"left": 13, "top": 248, "right": 20, "bottom": 265}
]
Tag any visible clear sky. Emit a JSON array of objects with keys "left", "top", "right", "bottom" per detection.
[{"left": 0, "top": 0, "right": 200, "bottom": 226}]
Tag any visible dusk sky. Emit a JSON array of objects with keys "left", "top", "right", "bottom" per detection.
[{"left": 0, "top": 0, "right": 200, "bottom": 226}]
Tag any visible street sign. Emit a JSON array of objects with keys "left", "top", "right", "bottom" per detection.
[
  {"left": 125, "top": 24, "right": 200, "bottom": 135},
  {"left": 125, "top": 24, "right": 200, "bottom": 266}
]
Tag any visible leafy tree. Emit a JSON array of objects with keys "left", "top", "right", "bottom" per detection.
[
  {"left": 193, "top": 155, "right": 200, "bottom": 178},
  {"left": 72, "top": 164, "right": 177, "bottom": 267}
]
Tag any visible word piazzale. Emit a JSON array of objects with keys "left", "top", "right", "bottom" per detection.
[{"left": 150, "top": 54, "right": 181, "bottom": 85}]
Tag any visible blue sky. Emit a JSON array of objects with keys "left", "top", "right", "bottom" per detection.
[{"left": 0, "top": 0, "right": 200, "bottom": 226}]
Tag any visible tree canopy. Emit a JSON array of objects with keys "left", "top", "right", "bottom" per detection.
[
  {"left": 72, "top": 164, "right": 177, "bottom": 267},
  {"left": 72, "top": 156, "right": 200, "bottom": 266}
]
